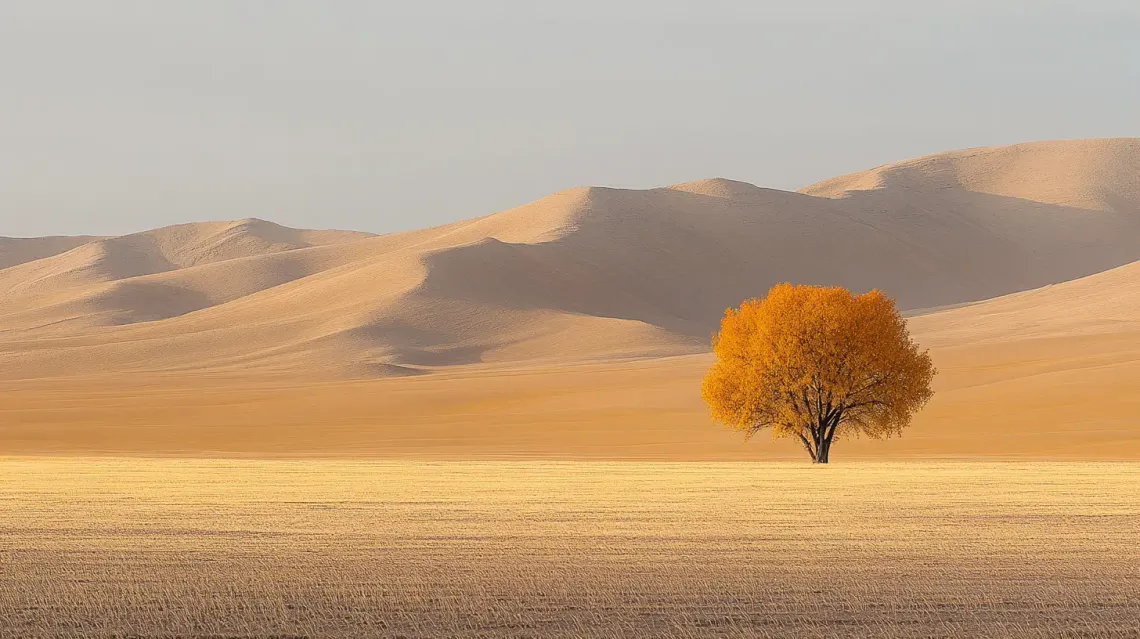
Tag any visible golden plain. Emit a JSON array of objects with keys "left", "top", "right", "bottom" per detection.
[{"left": 2, "top": 459, "right": 1138, "bottom": 638}]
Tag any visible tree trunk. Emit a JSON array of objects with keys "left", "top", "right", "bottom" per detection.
[{"left": 815, "top": 431, "right": 833, "bottom": 464}]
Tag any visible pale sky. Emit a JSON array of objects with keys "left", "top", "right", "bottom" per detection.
[{"left": 2, "top": 0, "right": 1138, "bottom": 238}]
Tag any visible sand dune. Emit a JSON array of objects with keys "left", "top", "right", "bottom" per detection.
[
  {"left": 0, "top": 235, "right": 103, "bottom": 270},
  {"left": 0, "top": 219, "right": 373, "bottom": 331},
  {"left": 805, "top": 138, "right": 1140, "bottom": 213},
  {"left": 5, "top": 138, "right": 1140, "bottom": 380},
  {"left": 2, "top": 138, "right": 1140, "bottom": 457},
  {"left": 909, "top": 259, "right": 1140, "bottom": 346}
]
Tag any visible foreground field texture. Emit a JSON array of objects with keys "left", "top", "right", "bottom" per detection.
[{"left": 2, "top": 460, "right": 1138, "bottom": 638}]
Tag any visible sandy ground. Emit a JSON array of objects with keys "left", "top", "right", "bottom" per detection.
[
  {"left": 3, "top": 325, "right": 1138, "bottom": 459},
  {"left": 3, "top": 459, "right": 1137, "bottom": 638}
]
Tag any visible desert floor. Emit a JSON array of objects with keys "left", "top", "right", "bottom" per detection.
[
  {"left": 2, "top": 459, "right": 1138, "bottom": 638},
  {"left": 3, "top": 326, "right": 1139, "bottom": 459}
]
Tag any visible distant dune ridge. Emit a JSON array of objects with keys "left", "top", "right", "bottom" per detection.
[{"left": 2, "top": 138, "right": 1140, "bottom": 381}]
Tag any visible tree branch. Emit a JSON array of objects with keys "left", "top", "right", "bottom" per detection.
[
  {"left": 794, "top": 431, "right": 817, "bottom": 461},
  {"left": 824, "top": 407, "right": 845, "bottom": 444}
]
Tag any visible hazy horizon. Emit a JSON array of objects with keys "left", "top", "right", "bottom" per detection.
[{"left": 3, "top": 0, "right": 1139, "bottom": 238}]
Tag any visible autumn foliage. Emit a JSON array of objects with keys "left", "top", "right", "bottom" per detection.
[{"left": 702, "top": 284, "right": 935, "bottom": 463}]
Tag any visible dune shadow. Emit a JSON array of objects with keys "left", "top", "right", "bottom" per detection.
[{"left": 412, "top": 186, "right": 1140, "bottom": 340}]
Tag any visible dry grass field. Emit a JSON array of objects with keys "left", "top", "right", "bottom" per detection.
[{"left": 2, "top": 459, "right": 1138, "bottom": 638}]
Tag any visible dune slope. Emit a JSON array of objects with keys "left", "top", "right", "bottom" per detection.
[{"left": 0, "top": 235, "right": 103, "bottom": 270}]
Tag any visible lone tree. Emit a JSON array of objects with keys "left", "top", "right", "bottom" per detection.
[{"left": 702, "top": 284, "right": 935, "bottom": 463}]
